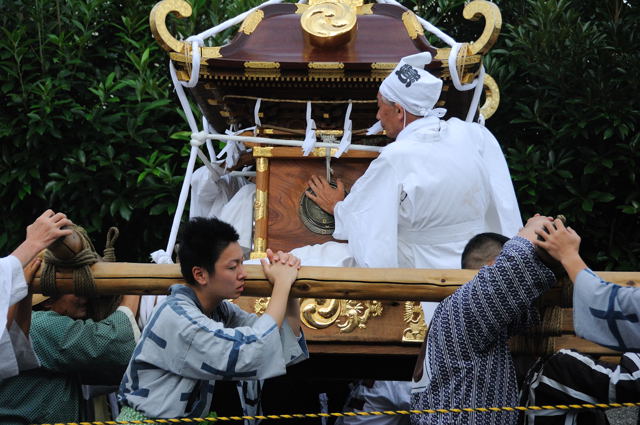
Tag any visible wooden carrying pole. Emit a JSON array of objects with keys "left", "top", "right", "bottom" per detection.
[{"left": 31, "top": 262, "right": 640, "bottom": 302}]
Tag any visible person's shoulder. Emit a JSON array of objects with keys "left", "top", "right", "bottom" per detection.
[
  {"left": 30, "top": 310, "right": 75, "bottom": 341},
  {"left": 31, "top": 309, "right": 67, "bottom": 325}
]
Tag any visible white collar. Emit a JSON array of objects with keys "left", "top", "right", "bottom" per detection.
[{"left": 395, "top": 116, "right": 442, "bottom": 141}]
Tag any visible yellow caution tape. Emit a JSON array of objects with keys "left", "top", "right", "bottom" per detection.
[{"left": 34, "top": 402, "right": 640, "bottom": 425}]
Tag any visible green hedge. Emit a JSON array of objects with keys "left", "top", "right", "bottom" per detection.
[
  {"left": 1, "top": 0, "right": 638, "bottom": 269},
  {"left": 0, "top": 0, "right": 263, "bottom": 260}
]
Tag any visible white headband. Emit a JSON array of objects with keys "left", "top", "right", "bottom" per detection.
[{"left": 379, "top": 52, "right": 444, "bottom": 117}]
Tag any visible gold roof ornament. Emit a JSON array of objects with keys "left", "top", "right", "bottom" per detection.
[
  {"left": 300, "top": 0, "right": 359, "bottom": 48},
  {"left": 480, "top": 73, "right": 500, "bottom": 119}
]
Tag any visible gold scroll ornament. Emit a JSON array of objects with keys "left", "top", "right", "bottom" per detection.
[
  {"left": 300, "top": 298, "right": 383, "bottom": 333},
  {"left": 255, "top": 297, "right": 383, "bottom": 334},
  {"left": 301, "top": 0, "right": 359, "bottom": 48},
  {"left": 480, "top": 74, "right": 500, "bottom": 119}
]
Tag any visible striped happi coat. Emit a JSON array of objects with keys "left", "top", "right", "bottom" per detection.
[{"left": 411, "top": 236, "right": 556, "bottom": 425}]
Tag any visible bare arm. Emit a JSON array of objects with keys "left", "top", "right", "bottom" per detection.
[
  {"left": 11, "top": 210, "right": 73, "bottom": 267},
  {"left": 7, "top": 257, "right": 41, "bottom": 336},
  {"left": 119, "top": 295, "right": 140, "bottom": 317},
  {"left": 260, "top": 249, "right": 300, "bottom": 328},
  {"left": 286, "top": 298, "right": 302, "bottom": 337}
]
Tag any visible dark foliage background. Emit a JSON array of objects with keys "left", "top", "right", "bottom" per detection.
[{"left": 1, "top": 0, "right": 638, "bottom": 269}]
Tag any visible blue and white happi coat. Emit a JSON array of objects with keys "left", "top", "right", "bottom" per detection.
[
  {"left": 118, "top": 284, "right": 308, "bottom": 418},
  {"left": 574, "top": 268, "right": 640, "bottom": 352},
  {"left": 411, "top": 237, "right": 556, "bottom": 425}
]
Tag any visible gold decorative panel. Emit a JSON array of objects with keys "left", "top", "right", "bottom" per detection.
[
  {"left": 254, "top": 189, "right": 267, "bottom": 221},
  {"left": 301, "top": 299, "right": 383, "bottom": 333},
  {"left": 402, "top": 11, "right": 424, "bottom": 40},
  {"left": 402, "top": 301, "right": 427, "bottom": 342},
  {"left": 239, "top": 10, "right": 264, "bottom": 35}
]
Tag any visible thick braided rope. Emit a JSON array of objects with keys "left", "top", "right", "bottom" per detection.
[
  {"left": 40, "top": 226, "right": 99, "bottom": 297},
  {"left": 31, "top": 402, "right": 640, "bottom": 425}
]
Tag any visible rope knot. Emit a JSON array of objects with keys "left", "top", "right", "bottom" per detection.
[
  {"left": 190, "top": 131, "right": 208, "bottom": 148},
  {"left": 185, "top": 35, "right": 205, "bottom": 47},
  {"left": 41, "top": 226, "right": 99, "bottom": 297}
]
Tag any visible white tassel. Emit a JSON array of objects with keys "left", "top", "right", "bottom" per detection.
[
  {"left": 366, "top": 121, "right": 384, "bottom": 135},
  {"left": 302, "top": 101, "right": 317, "bottom": 156},
  {"left": 335, "top": 102, "right": 353, "bottom": 158},
  {"left": 150, "top": 249, "right": 173, "bottom": 264},
  {"left": 254, "top": 98, "right": 262, "bottom": 128}
]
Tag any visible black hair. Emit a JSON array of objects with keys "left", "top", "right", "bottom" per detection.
[
  {"left": 178, "top": 217, "right": 239, "bottom": 285},
  {"left": 461, "top": 232, "right": 509, "bottom": 269}
]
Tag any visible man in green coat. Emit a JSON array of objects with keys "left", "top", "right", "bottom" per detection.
[{"left": 0, "top": 293, "right": 139, "bottom": 424}]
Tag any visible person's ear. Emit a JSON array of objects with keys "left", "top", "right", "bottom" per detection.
[{"left": 192, "top": 266, "right": 209, "bottom": 286}]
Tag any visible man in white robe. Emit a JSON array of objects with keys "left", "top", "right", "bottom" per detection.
[
  {"left": 305, "top": 52, "right": 522, "bottom": 424},
  {"left": 306, "top": 52, "right": 522, "bottom": 322},
  {"left": 1, "top": 209, "right": 72, "bottom": 380}
]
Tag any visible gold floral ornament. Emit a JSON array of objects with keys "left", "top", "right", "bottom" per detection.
[
  {"left": 336, "top": 300, "right": 383, "bottom": 333},
  {"left": 301, "top": 0, "right": 358, "bottom": 49},
  {"left": 254, "top": 297, "right": 270, "bottom": 315},
  {"left": 300, "top": 298, "right": 383, "bottom": 333},
  {"left": 402, "top": 301, "right": 427, "bottom": 342}
]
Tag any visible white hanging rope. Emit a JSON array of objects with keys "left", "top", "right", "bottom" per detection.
[
  {"left": 254, "top": 98, "right": 262, "bottom": 128},
  {"left": 182, "top": 36, "right": 204, "bottom": 88},
  {"left": 217, "top": 126, "right": 255, "bottom": 169},
  {"left": 335, "top": 101, "right": 353, "bottom": 158},
  {"left": 169, "top": 61, "right": 199, "bottom": 132},
  {"left": 229, "top": 170, "right": 257, "bottom": 178},
  {"left": 465, "top": 65, "right": 486, "bottom": 122},
  {"left": 202, "top": 116, "right": 217, "bottom": 162},
  {"left": 302, "top": 101, "right": 317, "bottom": 156},
  {"left": 164, "top": 145, "right": 199, "bottom": 259},
  {"left": 448, "top": 42, "right": 479, "bottom": 92}
]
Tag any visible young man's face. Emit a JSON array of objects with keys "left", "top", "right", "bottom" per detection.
[
  {"left": 376, "top": 92, "right": 403, "bottom": 139},
  {"left": 203, "top": 241, "right": 247, "bottom": 302}
]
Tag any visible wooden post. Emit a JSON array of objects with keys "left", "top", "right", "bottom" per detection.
[{"left": 251, "top": 148, "right": 271, "bottom": 259}]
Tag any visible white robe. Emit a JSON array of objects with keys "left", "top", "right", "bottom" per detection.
[
  {"left": 190, "top": 165, "right": 255, "bottom": 252},
  {"left": 334, "top": 116, "right": 521, "bottom": 270},
  {"left": 0, "top": 255, "right": 38, "bottom": 380},
  {"left": 310, "top": 117, "right": 522, "bottom": 323}
]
